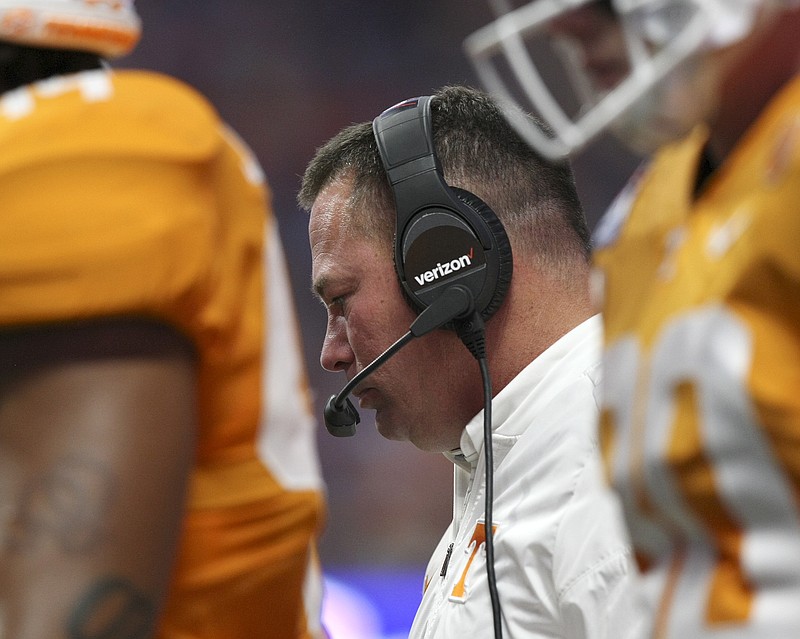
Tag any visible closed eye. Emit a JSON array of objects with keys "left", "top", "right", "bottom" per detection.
[
  {"left": 311, "top": 274, "right": 356, "bottom": 316},
  {"left": 327, "top": 294, "right": 349, "bottom": 316}
]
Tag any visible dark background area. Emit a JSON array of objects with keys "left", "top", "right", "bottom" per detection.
[{"left": 120, "top": 1, "right": 639, "bottom": 570}]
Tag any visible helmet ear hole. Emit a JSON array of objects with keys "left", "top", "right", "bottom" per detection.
[{"left": 0, "top": 1, "right": 141, "bottom": 58}]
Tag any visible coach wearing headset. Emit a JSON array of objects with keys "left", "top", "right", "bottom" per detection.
[{"left": 298, "top": 85, "right": 650, "bottom": 639}]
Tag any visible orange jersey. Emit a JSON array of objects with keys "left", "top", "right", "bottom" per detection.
[
  {"left": 0, "top": 69, "right": 325, "bottom": 638},
  {"left": 594, "top": 76, "right": 800, "bottom": 638}
]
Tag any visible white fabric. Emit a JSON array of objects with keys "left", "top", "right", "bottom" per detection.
[
  {"left": 257, "top": 221, "right": 324, "bottom": 492},
  {"left": 409, "top": 315, "right": 652, "bottom": 639}
]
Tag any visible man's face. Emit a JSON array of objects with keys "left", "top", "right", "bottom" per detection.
[{"left": 309, "top": 175, "right": 481, "bottom": 452}]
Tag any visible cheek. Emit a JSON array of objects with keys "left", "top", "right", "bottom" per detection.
[
  {"left": 383, "top": 292, "right": 418, "bottom": 327},
  {"left": 372, "top": 273, "right": 419, "bottom": 327},
  {"left": 352, "top": 297, "right": 416, "bottom": 353},
  {"left": 349, "top": 260, "right": 420, "bottom": 358}
]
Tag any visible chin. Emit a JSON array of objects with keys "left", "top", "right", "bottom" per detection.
[{"left": 375, "top": 416, "right": 408, "bottom": 443}]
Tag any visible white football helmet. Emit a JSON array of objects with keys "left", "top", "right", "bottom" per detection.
[
  {"left": 0, "top": 0, "right": 140, "bottom": 58},
  {"left": 465, "top": 0, "right": 788, "bottom": 158}
]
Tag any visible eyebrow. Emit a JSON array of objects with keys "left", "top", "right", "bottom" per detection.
[{"left": 311, "top": 276, "right": 328, "bottom": 302}]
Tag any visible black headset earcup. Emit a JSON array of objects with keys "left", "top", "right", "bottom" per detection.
[{"left": 450, "top": 187, "right": 513, "bottom": 320}]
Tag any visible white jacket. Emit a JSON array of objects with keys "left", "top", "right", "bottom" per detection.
[{"left": 409, "top": 315, "right": 651, "bottom": 639}]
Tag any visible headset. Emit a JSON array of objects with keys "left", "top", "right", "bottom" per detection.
[
  {"left": 323, "top": 95, "right": 512, "bottom": 638},
  {"left": 373, "top": 95, "right": 513, "bottom": 324}
]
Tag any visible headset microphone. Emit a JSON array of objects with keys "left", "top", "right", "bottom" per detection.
[{"left": 324, "top": 284, "right": 476, "bottom": 437}]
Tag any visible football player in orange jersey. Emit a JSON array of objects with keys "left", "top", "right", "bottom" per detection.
[
  {"left": 466, "top": 1, "right": 800, "bottom": 637},
  {"left": 0, "top": 1, "right": 327, "bottom": 637}
]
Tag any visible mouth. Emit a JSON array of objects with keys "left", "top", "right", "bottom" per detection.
[{"left": 353, "top": 386, "right": 377, "bottom": 409}]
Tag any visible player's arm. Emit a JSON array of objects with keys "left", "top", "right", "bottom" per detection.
[{"left": 0, "top": 318, "right": 197, "bottom": 638}]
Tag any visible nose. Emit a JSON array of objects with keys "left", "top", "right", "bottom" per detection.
[{"left": 320, "top": 315, "right": 354, "bottom": 373}]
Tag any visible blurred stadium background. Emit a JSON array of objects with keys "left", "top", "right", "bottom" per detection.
[{"left": 120, "top": 2, "right": 639, "bottom": 636}]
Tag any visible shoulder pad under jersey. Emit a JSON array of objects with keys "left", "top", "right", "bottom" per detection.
[{"left": 0, "top": 69, "right": 221, "bottom": 173}]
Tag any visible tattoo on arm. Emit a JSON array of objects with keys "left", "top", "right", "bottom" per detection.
[
  {"left": 68, "top": 577, "right": 157, "bottom": 639},
  {"left": 5, "top": 459, "right": 159, "bottom": 636},
  {"left": 6, "top": 454, "right": 116, "bottom": 554}
]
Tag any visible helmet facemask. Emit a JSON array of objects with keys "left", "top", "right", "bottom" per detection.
[{"left": 465, "top": 0, "right": 768, "bottom": 158}]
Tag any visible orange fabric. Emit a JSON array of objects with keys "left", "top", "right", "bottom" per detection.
[
  {"left": 595, "top": 77, "right": 800, "bottom": 635},
  {"left": 0, "top": 69, "right": 324, "bottom": 638}
]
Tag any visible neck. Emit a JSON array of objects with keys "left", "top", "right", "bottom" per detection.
[
  {"left": 485, "top": 261, "right": 594, "bottom": 395},
  {"left": 0, "top": 43, "right": 104, "bottom": 95}
]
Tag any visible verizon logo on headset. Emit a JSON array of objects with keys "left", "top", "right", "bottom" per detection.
[
  {"left": 412, "top": 248, "right": 474, "bottom": 286},
  {"left": 404, "top": 224, "right": 486, "bottom": 294}
]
